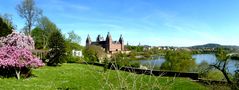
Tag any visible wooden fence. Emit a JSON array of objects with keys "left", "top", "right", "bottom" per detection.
[{"left": 31, "top": 50, "right": 48, "bottom": 60}]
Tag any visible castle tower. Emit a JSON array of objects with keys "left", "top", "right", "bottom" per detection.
[
  {"left": 106, "top": 32, "right": 112, "bottom": 52},
  {"left": 86, "top": 34, "right": 91, "bottom": 46},
  {"left": 119, "top": 34, "right": 124, "bottom": 50},
  {"left": 96, "top": 35, "right": 101, "bottom": 42}
]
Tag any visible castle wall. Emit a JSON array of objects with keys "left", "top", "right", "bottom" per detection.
[{"left": 109, "top": 43, "right": 122, "bottom": 51}]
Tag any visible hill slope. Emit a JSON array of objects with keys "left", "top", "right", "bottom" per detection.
[{"left": 0, "top": 64, "right": 208, "bottom": 90}]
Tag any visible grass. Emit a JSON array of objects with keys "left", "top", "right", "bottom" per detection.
[{"left": 0, "top": 63, "right": 209, "bottom": 90}]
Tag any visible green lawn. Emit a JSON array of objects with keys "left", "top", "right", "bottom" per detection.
[{"left": 0, "top": 63, "right": 208, "bottom": 90}]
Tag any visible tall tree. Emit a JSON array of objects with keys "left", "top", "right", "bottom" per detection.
[
  {"left": 38, "top": 16, "right": 58, "bottom": 49},
  {"left": 16, "top": 0, "right": 42, "bottom": 35},
  {"left": 47, "top": 30, "right": 66, "bottom": 66},
  {"left": 31, "top": 27, "right": 46, "bottom": 49},
  {"left": 37, "top": 16, "right": 58, "bottom": 34},
  {"left": 31, "top": 16, "right": 58, "bottom": 49}
]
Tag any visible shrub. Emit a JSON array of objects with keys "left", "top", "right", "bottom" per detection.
[
  {"left": 64, "top": 55, "right": 82, "bottom": 63},
  {"left": 111, "top": 53, "right": 140, "bottom": 68},
  {"left": 206, "top": 70, "right": 225, "bottom": 80},
  {"left": 83, "top": 45, "right": 106, "bottom": 63}
]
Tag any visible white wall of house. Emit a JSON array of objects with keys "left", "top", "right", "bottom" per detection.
[{"left": 72, "top": 49, "right": 83, "bottom": 57}]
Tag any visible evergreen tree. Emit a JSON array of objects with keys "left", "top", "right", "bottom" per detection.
[{"left": 47, "top": 30, "right": 66, "bottom": 66}]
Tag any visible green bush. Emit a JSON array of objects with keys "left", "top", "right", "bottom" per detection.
[
  {"left": 196, "top": 61, "right": 210, "bottom": 78},
  {"left": 161, "top": 50, "right": 196, "bottom": 72},
  {"left": 206, "top": 70, "right": 225, "bottom": 80},
  {"left": 65, "top": 55, "right": 82, "bottom": 63},
  {"left": 83, "top": 45, "right": 106, "bottom": 63},
  {"left": 111, "top": 53, "right": 140, "bottom": 68}
]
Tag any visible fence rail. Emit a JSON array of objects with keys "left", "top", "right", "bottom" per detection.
[{"left": 31, "top": 50, "right": 48, "bottom": 60}]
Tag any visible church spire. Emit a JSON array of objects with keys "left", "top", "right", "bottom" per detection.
[
  {"left": 86, "top": 34, "right": 91, "bottom": 46},
  {"left": 106, "top": 32, "right": 112, "bottom": 41},
  {"left": 119, "top": 34, "right": 124, "bottom": 44},
  {"left": 96, "top": 34, "right": 101, "bottom": 42}
]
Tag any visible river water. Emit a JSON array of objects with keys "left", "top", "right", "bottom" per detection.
[{"left": 137, "top": 54, "right": 239, "bottom": 73}]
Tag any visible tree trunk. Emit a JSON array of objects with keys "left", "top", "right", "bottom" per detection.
[
  {"left": 221, "top": 69, "right": 233, "bottom": 84},
  {"left": 15, "top": 69, "right": 21, "bottom": 80},
  {"left": 212, "top": 64, "right": 233, "bottom": 84}
]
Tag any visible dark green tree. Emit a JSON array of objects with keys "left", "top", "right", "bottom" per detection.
[
  {"left": 47, "top": 30, "right": 66, "bottom": 66},
  {"left": 0, "top": 15, "right": 13, "bottom": 37}
]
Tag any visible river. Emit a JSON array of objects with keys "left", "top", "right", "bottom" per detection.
[{"left": 137, "top": 54, "right": 239, "bottom": 73}]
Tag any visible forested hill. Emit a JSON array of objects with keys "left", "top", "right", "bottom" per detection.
[{"left": 190, "top": 43, "right": 239, "bottom": 49}]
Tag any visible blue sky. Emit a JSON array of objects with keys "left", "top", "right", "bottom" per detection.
[{"left": 1, "top": 0, "right": 239, "bottom": 46}]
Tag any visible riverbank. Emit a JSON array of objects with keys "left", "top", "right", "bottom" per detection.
[{"left": 134, "top": 54, "right": 239, "bottom": 74}]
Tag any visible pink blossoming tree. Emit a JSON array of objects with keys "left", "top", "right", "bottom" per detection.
[{"left": 0, "top": 30, "right": 44, "bottom": 79}]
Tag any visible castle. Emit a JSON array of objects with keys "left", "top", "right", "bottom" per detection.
[{"left": 86, "top": 32, "right": 124, "bottom": 53}]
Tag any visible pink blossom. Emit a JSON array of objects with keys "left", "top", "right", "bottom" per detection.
[
  {"left": 0, "top": 46, "right": 44, "bottom": 69},
  {"left": 0, "top": 30, "right": 35, "bottom": 50}
]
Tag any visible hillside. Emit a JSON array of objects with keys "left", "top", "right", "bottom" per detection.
[
  {"left": 0, "top": 64, "right": 208, "bottom": 90},
  {"left": 191, "top": 43, "right": 239, "bottom": 50}
]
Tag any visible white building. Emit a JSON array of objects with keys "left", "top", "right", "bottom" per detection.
[{"left": 72, "top": 49, "right": 83, "bottom": 57}]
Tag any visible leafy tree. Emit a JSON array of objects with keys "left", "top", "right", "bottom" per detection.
[
  {"left": 83, "top": 45, "right": 106, "bottom": 63},
  {"left": 67, "top": 30, "right": 81, "bottom": 44},
  {"left": 37, "top": 16, "right": 58, "bottom": 34},
  {"left": 161, "top": 50, "right": 196, "bottom": 72},
  {"left": 31, "top": 27, "right": 46, "bottom": 49},
  {"left": 0, "top": 15, "right": 13, "bottom": 37},
  {"left": 16, "top": 0, "right": 42, "bottom": 35},
  {"left": 32, "top": 16, "right": 58, "bottom": 49},
  {"left": 126, "top": 45, "right": 144, "bottom": 52},
  {"left": 47, "top": 30, "right": 66, "bottom": 66}
]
